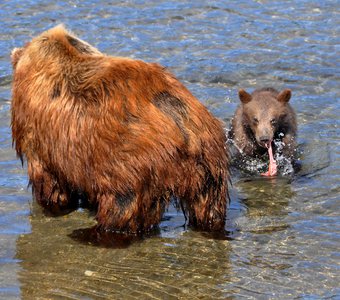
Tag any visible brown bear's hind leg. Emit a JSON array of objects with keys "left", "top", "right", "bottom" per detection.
[
  {"left": 186, "top": 171, "right": 227, "bottom": 232},
  {"left": 96, "top": 191, "right": 169, "bottom": 234}
]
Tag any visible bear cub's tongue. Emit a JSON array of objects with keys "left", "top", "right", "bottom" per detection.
[{"left": 261, "top": 142, "right": 277, "bottom": 176}]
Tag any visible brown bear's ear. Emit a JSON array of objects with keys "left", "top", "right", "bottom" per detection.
[
  {"left": 11, "top": 47, "right": 24, "bottom": 69},
  {"left": 238, "top": 89, "right": 252, "bottom": 104},
  {"left": 277, "top": 89, "right": 292, "bottom": 103}
]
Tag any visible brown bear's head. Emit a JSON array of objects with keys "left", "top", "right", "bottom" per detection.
[{"left": 238, "top": 88, "right": 292, "bottom": 149}]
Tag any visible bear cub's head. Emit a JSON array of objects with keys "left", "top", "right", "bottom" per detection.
[{"left": 238, "top": 87, "right": 292, "bottom": 149}]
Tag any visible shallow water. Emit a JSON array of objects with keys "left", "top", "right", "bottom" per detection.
[{"left": 1, "top": 0, "right": 339, "bottom": 299}]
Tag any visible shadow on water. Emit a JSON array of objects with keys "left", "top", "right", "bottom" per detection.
[
  {"left": 69, "top": 225, "right": 235, "bottom": 248},
  {"left": 69, "top": 226, "right": 149, "bottom": 248}
]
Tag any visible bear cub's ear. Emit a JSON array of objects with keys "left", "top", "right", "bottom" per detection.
[
  {"left": 11, "top": 47, "right": 24, "bottom": 69},
  {"left": 238, "top": 89, "right": 252, "bottom": 104},
  {"left": 277, "top": 89, "right": 292, "bottom": 103}
]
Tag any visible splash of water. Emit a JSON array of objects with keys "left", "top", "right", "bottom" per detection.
[
  {"left": 226, "top": 133, "right": 296, "bottom": 176},
  {"left": 273, "top": 139, "right": 295, "bottom": 176}
]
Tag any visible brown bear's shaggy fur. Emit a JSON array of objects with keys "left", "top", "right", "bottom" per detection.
[
  {"left": 229, "top": 87, "right": 297, "bottom": 159},
  {"left": 11, "top": 25, "right": 229, "bottom": 233}
]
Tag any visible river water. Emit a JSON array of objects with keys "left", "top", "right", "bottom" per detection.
[{"left": 0, "top": 1, "right": 339, "bottom": 299}]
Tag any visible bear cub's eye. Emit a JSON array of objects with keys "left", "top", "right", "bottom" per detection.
[
  {"left": 270, "top": 118, "right": 277, "bottom": 125},
  {"left": 253, "top": 117, "right": 259, "bottom": 124}
]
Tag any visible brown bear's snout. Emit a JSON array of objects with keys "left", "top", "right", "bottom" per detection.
[
  {"left": 255, "top": 126, "right": 273, "bottom": 148},
  {"left": 259, "top": 136, "right": 271, "bottom": 143},
  {"left": 258, "top": 135, "right": 271, "bottom": 148}
]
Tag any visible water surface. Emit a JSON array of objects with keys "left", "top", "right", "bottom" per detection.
[{"left": 0, "top": 0, "right": 339, "bottom": 299}]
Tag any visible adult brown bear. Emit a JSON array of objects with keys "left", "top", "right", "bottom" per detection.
[{"left": 11, "top": 25, "right": 229, "bottom": 234}]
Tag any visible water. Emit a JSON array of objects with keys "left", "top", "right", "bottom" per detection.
[{"left": 1, "top": 0, "right": 339, "bottom": 299}]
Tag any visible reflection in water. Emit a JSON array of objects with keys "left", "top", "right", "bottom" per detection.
[
  {"left": 238, "top": 177, "right": 293, "bottom": 215},
  {"left": 234, "top": 177, "right": 293, "bottom": 235},
  {"left": 16, "top": 202, "right": 233, "bottom": 299}
]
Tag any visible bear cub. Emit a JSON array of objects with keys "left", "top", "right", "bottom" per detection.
[{"left": 228, "top": 87, "right": 297, "bottom": 173}]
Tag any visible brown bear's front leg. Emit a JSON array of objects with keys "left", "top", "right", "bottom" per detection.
[{"left": 28, "top": 160, "right": 71, "bottom": 214}]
